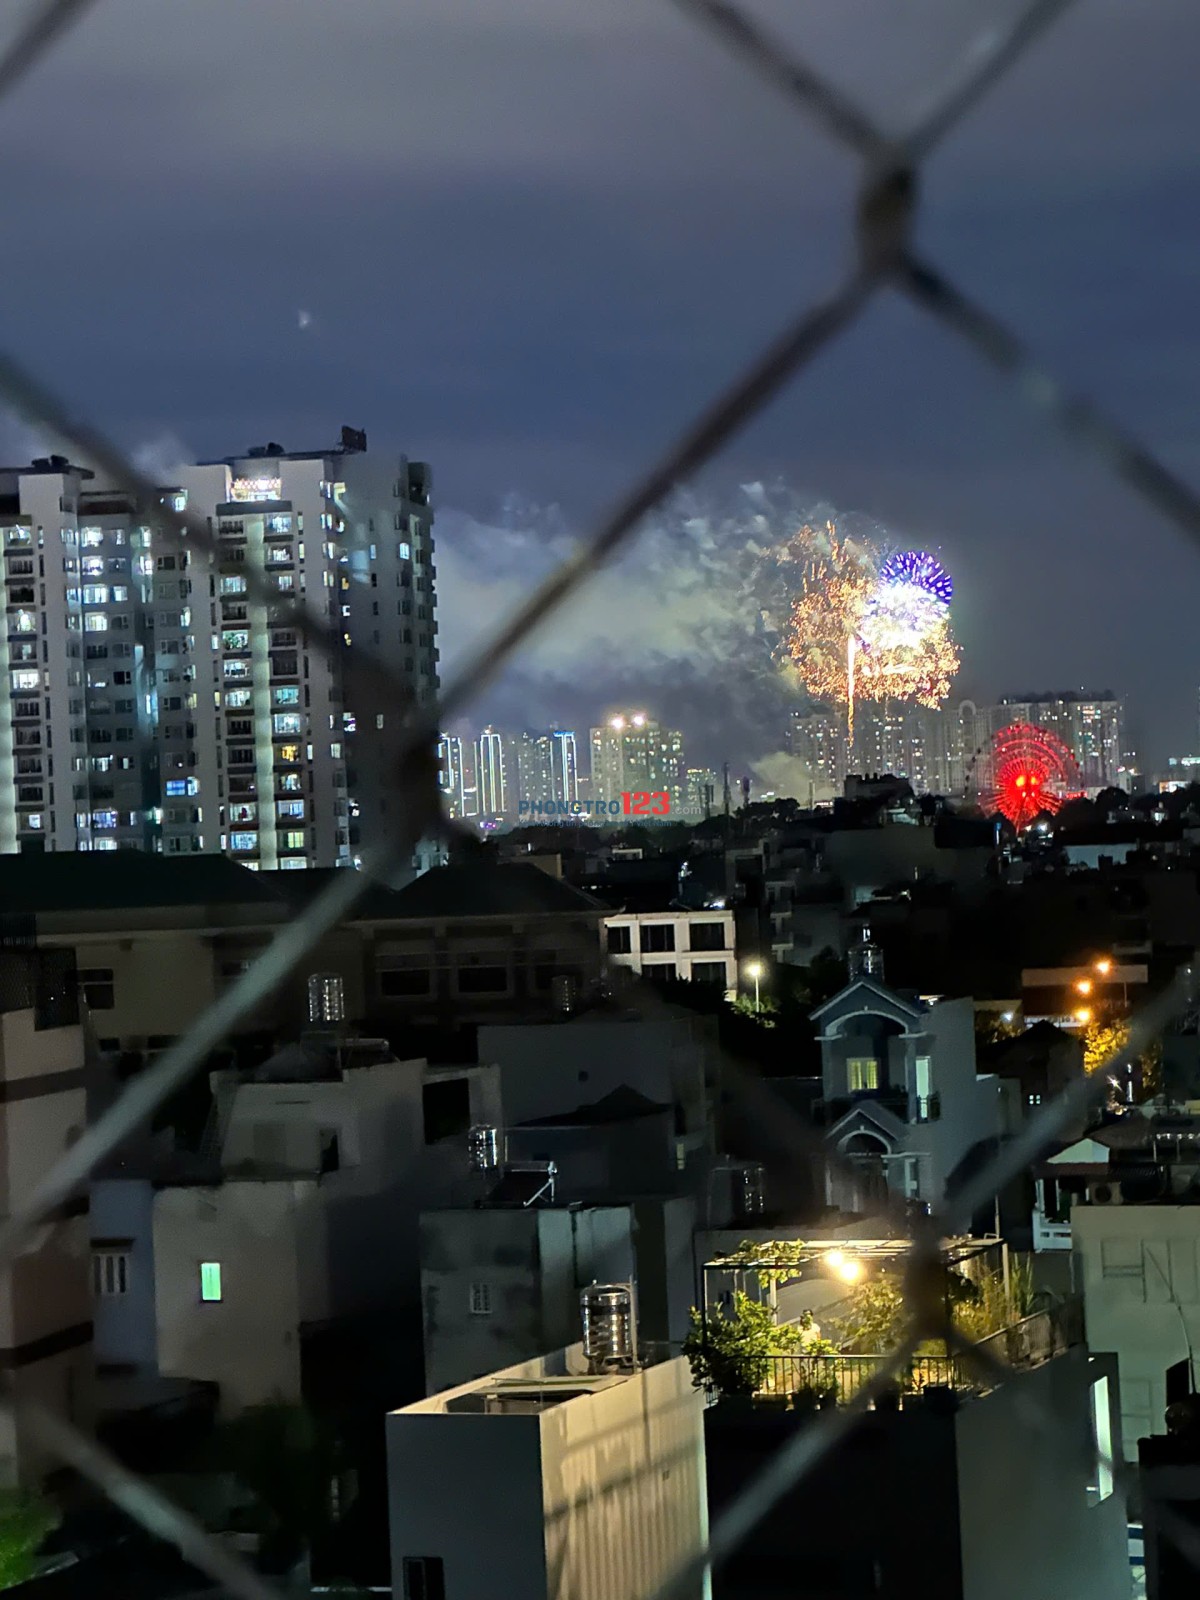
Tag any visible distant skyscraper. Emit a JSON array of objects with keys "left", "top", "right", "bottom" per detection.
[
  {"left": 477, "top": 728, "right": 508, "bottom": 817},
  {"left": 436, "top": 733, "right": 467, "bottom": 817},
  {"left": 589, "top": 713, "right": 684, "bottom": 809},
  {"left": 787, "top": 709, "right": 846, "bottom": 802},
  {"left": 549, "top": 730, "right": 579, "bottom": 804},
  {"left": 997, "top": 692, "right": 1124, "bottom": 790}
]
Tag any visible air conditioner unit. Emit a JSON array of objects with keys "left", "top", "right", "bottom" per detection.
[{"left": 1089, "top": 1180, "right": 1123, "bottom": 1206}]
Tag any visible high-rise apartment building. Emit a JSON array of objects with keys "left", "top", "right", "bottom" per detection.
[
  {"left": 787, "top": 708, "right": 847, "bottom": 802},
  {"left": 548, "top": 729, "right": 578, "bottom": 804},
  {"left": 0, "top": 430, "right": 437, "bottom": 868},
  {"left": 477, "top": 728, "right": 507, "bottom": 818},
  {"left": 997, "top": 692, "right": 1125, "bottom": 790},
  {"left": 437, "top": 733, "right": 468, "bottom": 818},
  {"left": 589, "top": 712, "right": 684, "bottom": 809}
]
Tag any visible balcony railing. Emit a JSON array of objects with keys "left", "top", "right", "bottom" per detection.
[{"left": 756, "top": 1305, "right": 1081, "bottom": 1405}]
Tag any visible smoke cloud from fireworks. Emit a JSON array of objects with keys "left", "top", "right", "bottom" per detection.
[{"left": 435, "top": 485, "right": 960, "bottom": 762}]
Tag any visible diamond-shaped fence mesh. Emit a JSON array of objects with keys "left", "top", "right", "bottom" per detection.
[{"left": 0, "top": 0, "right": 1196, "bottom": 1595}]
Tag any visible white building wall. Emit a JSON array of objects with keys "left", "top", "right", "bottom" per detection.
[
  {"left": 602, "top": 910, "right": 736, "bottom": 993},
  {"left": 0, "top": 997, "right": 91, "bottom": 1486},
  {"left": 387, "top": 1348, "right": 708, "bottom": 1600},
  {"left": 1073, "top": 1203, "right": 1200, "bottom": 1458},
  {"left": 152, "top": 1179, "right": 317, "bottom": 1416}
]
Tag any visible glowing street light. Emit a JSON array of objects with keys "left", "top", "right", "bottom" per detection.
[
  {"left": 745, "top": 959, "right": 764, "bottom": 1013},
  {"left": 1095, "top": 958, "right": 1112, "bottom": 976},
  {"left": 1075, "top": 1007, "right": 1092, "bottom": 1026},
  {"left": 825, "top": 1249, "right": 863, "bottom": 1284},
  {"left": 1075, "top": 979, "right": 1092, "bottom": 997}
]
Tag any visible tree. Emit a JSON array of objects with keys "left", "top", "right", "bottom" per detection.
[
  {"left": 682, "top": 1291, "right": 805, "bottom": 1397},
  {"left": 0, "top": 1489, "right": 60, "bottom": 1590}
]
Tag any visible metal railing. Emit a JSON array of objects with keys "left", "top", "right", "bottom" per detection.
[{"left": 0, "top": 2, "right": 1196, "bottom": 1598}]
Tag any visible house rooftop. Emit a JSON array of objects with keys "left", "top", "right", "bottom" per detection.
[
  {"left": 0, "top": 852, "right": 279, "bottom": 915},
  {"left": 386, "top": 862, "right": 604, "bottom": 919},
  {"left": 396, "top": 1343, "right": 668, "bottom": 1418},
  {"left": 513, "top": 1085, "right": 671, "bottom": 1127}
]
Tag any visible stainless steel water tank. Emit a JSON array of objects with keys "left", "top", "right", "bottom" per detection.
[
  {"left": 468, "top": 1124, "right": 501, "bottom": 1173},
  {"left": 307, "top": 972, "right": 345, "bottom": 1025},
  {"left": 580, "top": 1282, "right": 636, "bottom": 1370},
  {"left": 740, "top": 1163, "right": 766, "bottom": 1218}
]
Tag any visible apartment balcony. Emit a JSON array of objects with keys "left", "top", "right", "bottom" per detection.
[{"left": 756, "top": 1304, "right": 1082, "bottom": 1406}]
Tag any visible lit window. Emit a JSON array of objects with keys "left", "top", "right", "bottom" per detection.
[
  {"left": 199, "top": 1262, "right": 222, "bottom": 1302},
  {"left": 224, "top": 688, "right": 252, "bottom": 707},
  {"left": 469, "top": 1282, "right": 492, "bottom": 1316},
  {"left": 847, "top": 1058, "right": 879, "bottom": 1093},
  {"left": 230, "top": 832, "right": 257, "bottom": 852},
  {"left": 283, "top": 831, "right": 305, "bottom": 850},
  {"left": 11, "top": 669, "right": 38, "bottom": 690},
  {"left": 92, "top": 1248, "right": 130, "bottom": 1297},
  {"left": 276, "top": 800, "right": 304, "bottom": 818},
  {"left": 81, "top": 528, "right": 103, "bottom": 547},
  {"left": 92, "top": 810, "right": 118, "bottom": 830},
  {"left": 82, "top": 584, "right": 109, "bottom": 605},
  {"left": 14, "top": 610, "right": 36, "bottom": 633},
  {"left": 219, "top": 576, "right": 246, "bottom": 596},
  {"left": 84, "top": 613, "right": 108, "bottom": 633},
  {"left": 272, "top": 686, "right": 300, "bottom": 706},
  {"left": 1088, "top": 1375, "right": 1115, "bottom": 1502},
  {"left": 398, "top": 541, "right": 411, "bottom": 560},
  {"left": 273, "top": 714, "right": 302, "bottom": 735},
  {"left": 221, "top": 629, "right": 250, "bottom": 651},
  {"left": 165, "top": 780, "right": 188, "bottom": 797}
]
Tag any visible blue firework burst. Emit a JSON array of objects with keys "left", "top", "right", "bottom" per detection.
[{"left": 879, "top": 550, "right": 953, "bottom": 605}]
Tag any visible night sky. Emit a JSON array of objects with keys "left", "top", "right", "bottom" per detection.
[{"left": 4, "top": 0, "right": 1199, "bottom": 772}]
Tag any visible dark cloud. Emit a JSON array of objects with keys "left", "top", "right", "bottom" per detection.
[{"left": 1, "top": 0, "right": 1198, "bottom": 766}]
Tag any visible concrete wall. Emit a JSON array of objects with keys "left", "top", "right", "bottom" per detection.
[
  {"left": 0, "top": 1005, "right": 91, "bottom": 1487},
  {"left": 419, "top": 1206, "right": 636, "bottom": 1394},
  {"left": 480, "top": 1016, "right": 711, "bottom": 1138},
  {"left": 954, "top": 1348, "right": 1128, "bottom": 1600},
  {"left": 91, "top": 1177, "right": 157, "bottom": 1370},
  {"left": 539, "top": 1356, "right": 708, "bottom": 1600},
  {"left": 153, "top": 1179, "right": 318, "bottom": 1415},
  {"left": 387, "top": 1349, "right": 707, "bottom": 1600},
  {"left": 1074, "top": 1203, "right": 1200, "bottom": 1456}
]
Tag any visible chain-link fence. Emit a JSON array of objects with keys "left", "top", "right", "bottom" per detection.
[{"left": 1, "top": 1, "right": 1199, "bottom": 1595}]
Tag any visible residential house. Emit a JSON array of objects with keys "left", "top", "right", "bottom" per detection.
[
  {"left": 387, "top": 1344, "right": 708, "bottom": 1600},
  {"left": 0, "top": 948, "right": 92, "bottom": 1487},
  {"left": 812, "top": 955, "right": 1005, "bottom": 1214}
]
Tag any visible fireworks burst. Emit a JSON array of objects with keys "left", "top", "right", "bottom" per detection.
[
  {"left": 784, "top": 528, "right": 878, "bottom": 705},
  {"left": 879, "top": 550, "right": 953, "bottom": 604},
  {"left": 783, "top": 531, "right": 960, "bottom": 712}
]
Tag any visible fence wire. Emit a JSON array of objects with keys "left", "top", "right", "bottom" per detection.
[{"left": 0, "top": 0, "right": 1196, "bottom": 1596}]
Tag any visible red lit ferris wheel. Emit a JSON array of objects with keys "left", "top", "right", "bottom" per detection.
[{"left": 978, "top": 722, "right": 1083, "bottom": 828}]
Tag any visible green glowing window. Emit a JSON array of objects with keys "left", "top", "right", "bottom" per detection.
[{"left": 199, "top": 1262, "right": 222, "bottom": 1302}]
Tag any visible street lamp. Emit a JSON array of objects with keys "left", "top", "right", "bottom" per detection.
[
  {"left": 1075, "top": 1007, "right": 1092, "bottom": 1026},
  {"left": 1075, "top": 979, "right": 1092, "bottom": 997},
  {"left": 824, "top": 1249, "right": 863, "bottom": 1284},
  {"left": 745, "top": 960, "right": 764, "bottom": 1013}
]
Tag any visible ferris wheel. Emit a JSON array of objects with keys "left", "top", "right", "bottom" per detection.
[{"left": 968, "top": 721, "right": 1083, "bottom": 828}]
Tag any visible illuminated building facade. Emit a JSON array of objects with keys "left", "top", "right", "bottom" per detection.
[
  {"left": 0, "top": 431, "right": 437, "bottom": 869},
  {"left": 477, "top": 728, "right": 507, "bottom": 818},
  {"left": 588, "top": 713, "right": 685, "bottom": 810},
  {"left": 437, "top": 734, "right": 468, "bottom": 818},
  {"left": 996, "top": 693, "right": 1125, "bottom": 791}
]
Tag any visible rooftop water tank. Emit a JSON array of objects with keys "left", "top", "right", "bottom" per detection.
[
  {"left": 580, "top": 1282, "right": 636, "bottom": 1372},
  {"left": 307, "top": 972, "right": 345, "bottom": 1025},
  {"left": 468, "top": 1124, "right": 501, "bottom": 1174}
]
